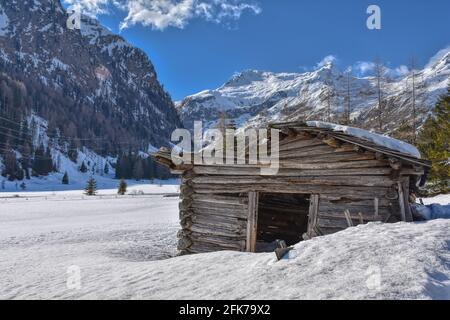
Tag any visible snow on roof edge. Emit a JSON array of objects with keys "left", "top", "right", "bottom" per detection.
[{"left": 305, "top": 121, "right": 421, "bottom": 159}]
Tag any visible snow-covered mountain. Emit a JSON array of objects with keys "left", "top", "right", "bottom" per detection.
[
  {"left": 0, "top": 0, "right": 180, "bottom": 150},
  {"left": 178, "top": 48, "right": 450, "bottom": 134},
  {"left": 0, "top": 0, "right": 181, "bottom": 184}
]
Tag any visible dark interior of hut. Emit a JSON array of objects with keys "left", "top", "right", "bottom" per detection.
[{"left": 256, "top": 193, "right": 310, "bottom": 252}]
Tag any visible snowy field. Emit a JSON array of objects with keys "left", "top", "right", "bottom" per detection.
[
  {"left": 0, "top": 186, "right": 180, "bottom": 299},
  {"left": 0, "top": 189, "right": 449, "bottom": 300}
]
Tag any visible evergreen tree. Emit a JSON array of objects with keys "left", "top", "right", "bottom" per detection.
[
  {"left": 104, "top": 162, "right": 109, "bottom": 175},
  {"left": 32, "top": 144, "right": 53, "bottom": 176},
  {"left": 80, "top": 161, "right": 88, "bottom": 173},
  {"left": 21, "top": 142, "right": 32, "bottom": 179},
  {"left": 62, "top": 171, "right": 69, "bottom": 185},
  {"left": 20, "top": 182, "right": 26, "bottom": 190},
  {"left": 133, "top": 158, "right": 144, "bottom": 180},
  {"left": 68, "top": 141, "right": 78, "bottom": 163},
  {"left": 115, "top": 155, "right": 122, "bottom": 179},
  {"left": 84, "top": 177, "right": 97, "bottom": 196},
  {"left": 418, "top": 85, "right": 450, "bottom": 193},
  {"left": 117, "top": 179, "right": 127, "bottom": 195}
]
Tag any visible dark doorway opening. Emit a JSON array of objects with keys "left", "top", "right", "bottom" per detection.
[{"left": 256, "top": 193, "right": 310, "bottom": 252}]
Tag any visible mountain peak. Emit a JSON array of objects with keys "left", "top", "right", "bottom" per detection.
[
  {"left": 179, "top": 47, "right": 450, "bottom": 134},
  {"left": 223, "top": 69, "right": 268, "bottom": 87},
  {"left": 0, "top": 0, "right": 181, "bottom": 152}
]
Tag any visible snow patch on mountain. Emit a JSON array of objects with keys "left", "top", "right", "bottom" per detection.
[{"left": 0, "top": 6, "right": 9, "bottom": 36}]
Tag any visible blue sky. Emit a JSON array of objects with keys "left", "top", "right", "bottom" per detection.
[{"left": 65, "top": 0, "right": 450, "bottom": 100}]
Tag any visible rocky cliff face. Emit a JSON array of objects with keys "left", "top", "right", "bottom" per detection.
[
  {"left": 178, "top": 48, "right": 450, "bottom": 136},
  {"left": 0, "top": 0, "right": 181, "bottom": 152}
]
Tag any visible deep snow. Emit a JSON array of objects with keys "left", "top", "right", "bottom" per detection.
[{"left": 1, "top": 188, "right": 449, "bottom": 299}]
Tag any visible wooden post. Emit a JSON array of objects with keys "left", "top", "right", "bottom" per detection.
[
  {"left": 402, "top": 179, "right": 413, "bottom": 222},
  {"left": 397, "top": 181, "right": 406, "bottom": 222},
  {"left": 246, "top": 191, "right": 259, "bottom": 252},
  {"left": 358, "top": 212, "right": 364, "bottom": 225},
  {"left": 344, "top": 210, "right": 354, "bottom": 227},
  {"left": 374, "top": 197, "right": 379, "bottom": 218},
  {"left": 307, "top": 194, "right": 319, "bottom": 237}
]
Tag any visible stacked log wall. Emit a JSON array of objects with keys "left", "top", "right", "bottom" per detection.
[{"left": 177, "top": 133, "right": 423, "bottom": 253}]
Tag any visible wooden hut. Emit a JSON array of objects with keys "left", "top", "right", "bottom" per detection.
[{"left": 154, "top": 121, "right": 431, "bottom": 255}]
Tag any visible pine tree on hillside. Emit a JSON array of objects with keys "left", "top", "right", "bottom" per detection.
[
  {"left": 133, "top": 158, "right": 144, "bottom": 180},
  {"left": 84, "top": 177, "right": 97, "bottom": 196},
  {"left": 117, "top": 179, "right": 127, "bottom": 195},
  {"left": 104, "top": 162, "right": 109, "bottom": 175},
  {"left": 68, "top": 141, "right": 78, "bottom": 163},
  {"left": 32, "top": 144, "right": 54, "bottom": 176},
  {"left": 62, "top": 171, "right": 69, "bottom": 185},
  {"left": 80, "top": 161, "right": 88, "bottom": 173},
  {"left": 418, "top": 85, "right": 450, "bottom": 193}
]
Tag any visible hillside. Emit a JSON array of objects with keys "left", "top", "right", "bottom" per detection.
[{"left": 0, "top": 0, "right": 181, "bottom": 182}]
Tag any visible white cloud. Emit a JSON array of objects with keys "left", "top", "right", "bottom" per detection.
[
  {"left": 353, "top": 61, "right": 375, "bottom": 76},
  {"left": 63, "top": 0, "right": 262, "bottom": 31},
  {"left": 64, "top": 0, "right": 111, "bottom": 17},
  {"left": 316, "top": 55, "right": 337, "bottom": 68}
]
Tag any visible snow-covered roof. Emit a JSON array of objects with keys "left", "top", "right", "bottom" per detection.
[
  {"left": 305, "top": 121, "right": 421, "bottom": 158},
  {"left": 271, "top": 121, "right": 430, "bottom": 167}
]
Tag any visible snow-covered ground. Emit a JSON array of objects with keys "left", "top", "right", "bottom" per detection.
[
  {"left": 0, "top": 189, "right": 449, "bottom": 300},
  {"left": 0, "top": 188, "right": 180, "bottom": 299}
]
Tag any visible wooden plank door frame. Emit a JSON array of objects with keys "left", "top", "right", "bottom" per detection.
[
  {"left": 246, "top": 191, "right": 259, "bottom": 252},
  {"left": 246, "top": 192, "right": 318, "bottom": 252}
]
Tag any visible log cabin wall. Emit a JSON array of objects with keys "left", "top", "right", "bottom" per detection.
[{"left": 175, "top": 132, "right": 424, "bottom": 255}]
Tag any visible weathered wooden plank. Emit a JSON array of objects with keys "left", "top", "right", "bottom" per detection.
[
  {"left": 343, "top": 210, "right": 354, "bottom": 227},
  {"left": 279, "top": 145, "right": 336, "bottom": 158},
  {"left": 246, "top": 191, "right": 259, "bottom": 252},
  {"left": 402, "top": 178, "right": 413, "bottom": 222},
  {"left": 397, "top": 181, "right": 407, "bottom": 222},
  {"left": 191, "top": 213, "right": 246, "bottom": 227},
  {"left": 280, "top": 151, "right": 376, "bottom": 162},
  {"left": 307, "top": 194, "right": 320, "bottom": 238},
  {"left": 279, "top": 134, "right": 315, "bottom": 147},
  {"left": 193, "top": 166, "right": 395, "bottom": 177},
  {"left": 192, "top": 200, "right": 245, "bottom": 211},
  {"left": 318, "top": 212, "right": 385, "bottom": 221},
  {"left": 318, "top": 206, "right": 391, "bottom": 216},
  {"left": 319, "top": 197, "right": 393, "bottom": 207},
  {"left": 193, "top": 184, "right": 391, "bottom": 199},
  {"left": 192, "top": 175, "right": 396, "bottom": 188},
  {"left": 279, "top": 159, "right": 389, "bottom": 170},
  {"left": 191, "top": 224, "right": 245, "bottom": 238},
  {"left": 192, "top": 205, "right": 247, "bottom": 220},
  {"left": 191, "top": 193, "right": 245, "bottom": 205},
  {"left": 279, "top": 139, "right": 325, "bottom": 151},
  {"left": 374, "top": 198, "right": 379, "bottom": 218}
]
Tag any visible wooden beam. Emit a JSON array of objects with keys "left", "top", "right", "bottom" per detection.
[
  {"left": 344, "top": 210, "right": 354, "bottom": 227},
  {"left": 397, "top": 182, "right": 407, "bottom": 222},
  {"left": 246, "top": 192, "right": 259, "bottom": 252},
  {"left": 307, "top": 194, "right": 320, "bottom": 238},
  {"left": 402, "top": 178, "right": 413, "bottom": 222},
  {"left": 374, "top": 197, "right": 379, "bottom": 218}
]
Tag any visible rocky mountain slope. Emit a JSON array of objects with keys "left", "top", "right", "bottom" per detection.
[
  {"left": 0, "top": 0, "right": 181, "bottom": 152},
  {"left": 178, "top": 48, "right": 450, "bottom": 136}
]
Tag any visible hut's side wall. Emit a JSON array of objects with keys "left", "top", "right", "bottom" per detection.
[{"left": 177, "top": 133, "right": 422, "bottom": 254}]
